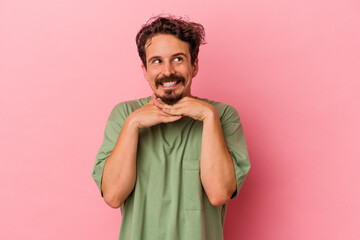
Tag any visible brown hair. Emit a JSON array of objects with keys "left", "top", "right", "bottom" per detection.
[{"left": 136, "top": 15, "right": 206, "bottom": 69}]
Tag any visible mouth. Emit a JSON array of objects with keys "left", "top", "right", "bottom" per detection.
[
  {"left": 155, "top": 74, "right": 185, "bottom": 89},
  {"left": 159, "top": 80, "right": 182, "bottom": 89}
]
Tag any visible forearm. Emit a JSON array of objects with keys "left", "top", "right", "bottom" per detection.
[
  {"left": 102, "top": 116, "right": 139, "bottom": 208},
  {"left": 200, "top": 110, "right": 237, "bottom": 206}
]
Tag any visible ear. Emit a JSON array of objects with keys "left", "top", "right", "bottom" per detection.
[
  {"left": 141, "top": 64, "right": 149, "bottom": 81},
  {"left": 192, "top": 59, "right": 199, "bottom": 78}
]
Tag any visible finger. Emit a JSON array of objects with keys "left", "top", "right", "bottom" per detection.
[
  {"left": 155, "top": 100, "right": 180, "bottom": 110},
  {"left": 160, "top": 115, "right": 182, "bottom": 123},
  {"left": 149, "top": 93, "right": 157, "bottom": 103},
  {"left": 174, "top": 96, "right": 194, "bottom": 103},
  {"left": 153, "top": 98, "right": 164, "bottom": 108},
  {"left": 154, "top": 98, "right": 180, "bottom": 112},
  {"left": 154, "top": 98, "right": 171, "bottom": 108},
  {"left": 154, "top": 108, "right": 176, "bottom": 117},
  {"left": 161, "top": 106, "right": 185, "bottom": 116},
  {"left": 155, "top": 98, "right": 193, "bottom": 115}
]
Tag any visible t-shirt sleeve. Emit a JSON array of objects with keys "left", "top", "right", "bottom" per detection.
[
  {"left": 92, "top": 103, "right": 127, "bottom": 197},
  {"left": 220, "top": 105, "right": 251, "bottom": 199}
]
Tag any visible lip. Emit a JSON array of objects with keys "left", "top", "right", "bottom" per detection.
[{"left": 159, "top": 81, "right": 182, "bottom": 89}]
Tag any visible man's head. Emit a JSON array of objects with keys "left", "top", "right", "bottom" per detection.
[{"left": 136, "top": 16, "right": 206, "bottom": 104}]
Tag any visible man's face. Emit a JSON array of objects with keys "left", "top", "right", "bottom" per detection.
[{"left": 142, "top": 34, "right": 198, "bottom": 105}]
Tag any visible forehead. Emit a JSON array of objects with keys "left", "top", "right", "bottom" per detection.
[{"left": 145, "top": 34, "right": 190, "bottom": 59}]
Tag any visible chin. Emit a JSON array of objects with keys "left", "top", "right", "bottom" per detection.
[{"left": 158, "top": 93, "right": 183, "bottom": 105}]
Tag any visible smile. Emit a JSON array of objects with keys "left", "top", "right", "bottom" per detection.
[{"left": 160, "top": 81, "right": 181, "bottom": 89}]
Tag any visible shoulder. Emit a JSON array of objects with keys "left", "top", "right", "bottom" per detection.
[
  {"left": 108, "top": 96, "right": 151, "bottom": 121},
  {"left": 197, "top": 97, "right": 240, "bottom": 123}
]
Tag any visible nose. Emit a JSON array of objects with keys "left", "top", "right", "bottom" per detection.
[{"left": 162, "top": 61, "right": 175, "bottom": 76}]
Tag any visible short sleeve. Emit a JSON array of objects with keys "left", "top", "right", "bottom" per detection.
[
  {"left": 92, "top": 103, "right": 128, "bottom": 197},
  {"left": 220, "top": 105, "right": 251, "bottom": 199}
]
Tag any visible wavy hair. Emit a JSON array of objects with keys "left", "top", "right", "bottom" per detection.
[{"left": 136, "top": 15, "right": 206, "bottom": 69}]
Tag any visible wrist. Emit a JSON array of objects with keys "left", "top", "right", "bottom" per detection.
[
  {"left": 125, "top": 113, "right": 141, "bottom": 131},
  {"left": 203, "top": 105, "right": 219, "bottom": 124}
]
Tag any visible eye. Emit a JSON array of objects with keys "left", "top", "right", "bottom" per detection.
[
  {"left": 151, "top": 59, "right": 161, "bottom": 64},
  {"left": 173, "top": 57, "right": 183, "bottom": 62}
]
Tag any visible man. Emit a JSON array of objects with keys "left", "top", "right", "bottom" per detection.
[{"left": 92, "top": 15, "right": 250, "bottom": 240}]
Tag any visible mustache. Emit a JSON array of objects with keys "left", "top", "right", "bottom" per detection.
[{"left": 155, "top": 74, "right": 185, "bottom": 88}]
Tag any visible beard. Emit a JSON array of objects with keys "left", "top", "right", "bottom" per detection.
[
  {"left": 155, "top": 74, "right": 186, "bottom": 105},
  {"left": 159, "top": 91, "right": 183, "bottom": 105}
]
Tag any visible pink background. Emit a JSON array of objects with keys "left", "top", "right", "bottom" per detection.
[{"left": 1, "top": 0, "right": 359, "bottom": 239}]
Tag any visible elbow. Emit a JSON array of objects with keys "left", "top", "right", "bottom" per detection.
[
  {"left": 208, "top": 192, "right": 232, "bottom": 207},
  {"left": 207, "top": 184, "right": 236, "bottom": 207},
  {"left": 103, "top": 192, "right": 122, "bottom": 209},
  {"left": 104, "top": 197, "right": 122, "bottom": 209}
]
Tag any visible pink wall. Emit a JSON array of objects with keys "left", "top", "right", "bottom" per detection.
[{"left": 1, "top": 0, "right": 359, "bottom": 239}]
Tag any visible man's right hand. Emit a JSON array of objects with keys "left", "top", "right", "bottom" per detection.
[{"left": 128, "top": 94, "right": 182, "bottom": 129}]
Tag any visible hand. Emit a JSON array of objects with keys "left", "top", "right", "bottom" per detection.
[
  {"left": 128, "top": 94, "right": 182, "bottom": 129},
  {"left": 153, "top": 96, "right": 217, "bottom": 122}
]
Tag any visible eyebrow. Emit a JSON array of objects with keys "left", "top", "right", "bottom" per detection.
[
  {"left": 147, "top": 52, "right": 188, "bottom": 63},
  {"left": 173, "top": 52, "right": 187, "bottom": 58}
]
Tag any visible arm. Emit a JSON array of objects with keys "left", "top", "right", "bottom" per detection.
[
  {"left": 154, "top": 97, "right": 237, "bottom": 206},
  {"left": 101, "top": 96, "right": 182, "bottom": 208},
  {"left": 101, "top": 117, "right": 139, "bottom": 208},
  {"left": 200, "top": 109, "right": 237, "bottom": 206}
]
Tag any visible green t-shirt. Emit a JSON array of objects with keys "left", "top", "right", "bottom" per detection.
[{"left": 92, "top": 96, "right": 250, "bottom": 240}]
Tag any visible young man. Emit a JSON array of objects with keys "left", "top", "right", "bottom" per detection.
[{"left": 92, "top": 16, "right": 250, "bottom": 240}]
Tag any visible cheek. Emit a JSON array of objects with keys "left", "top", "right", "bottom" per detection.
[
  {"left": 148, "top": 71, "right": 160, "bottom": 81},
  {"left": 146, "top": 73, "right": 156, "bottom": 83}
]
